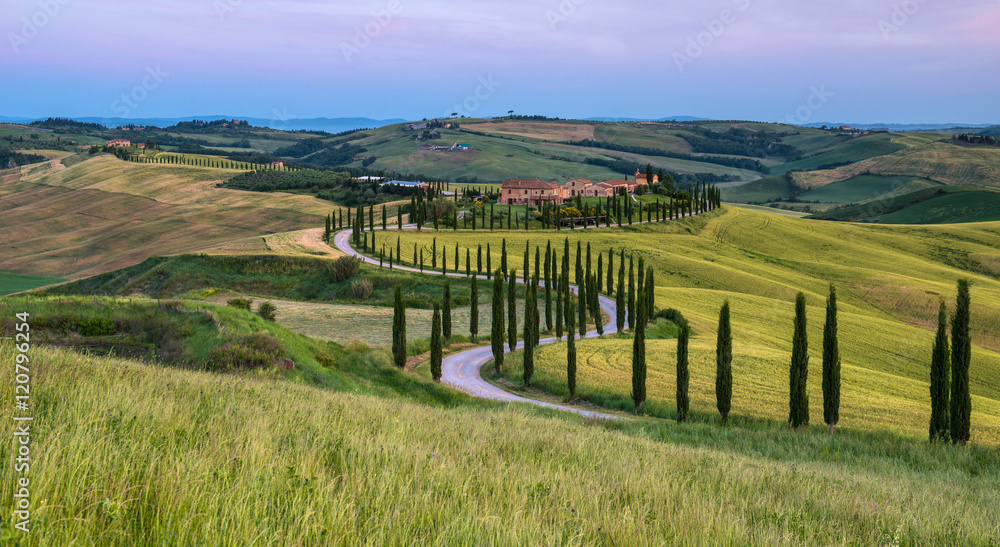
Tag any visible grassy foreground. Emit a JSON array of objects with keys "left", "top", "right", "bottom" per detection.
[{"left": 3, "top": 342, "right": 999, "bottom": 545}]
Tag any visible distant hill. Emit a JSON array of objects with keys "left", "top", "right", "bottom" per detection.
[
  {"left": 583, "top": 115, "right": 710, "bottom": 122},
  {"left": 1, "top": 115, "right": 407, "bottom": 133},
  {"left": 803, "top": 122, "right": 995, "bottom": 132}
]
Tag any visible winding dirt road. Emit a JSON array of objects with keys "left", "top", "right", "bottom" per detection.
[{"left": 333, "top": 227, "right": 624, "bottom": 419}]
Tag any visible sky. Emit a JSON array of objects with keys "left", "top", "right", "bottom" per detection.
[{"left": 3, "top": 0, "right": 999, "bottom": 124}]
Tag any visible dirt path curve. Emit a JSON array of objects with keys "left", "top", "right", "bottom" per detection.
[{"left": 333, "top": 227, "right": 626, "bottom": 420}]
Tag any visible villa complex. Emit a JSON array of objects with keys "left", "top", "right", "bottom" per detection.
[{"left": 499, "top": 169, "right": 658, "bottom": 206}]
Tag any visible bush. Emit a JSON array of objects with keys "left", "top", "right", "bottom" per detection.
[
  {"left": 257, "top": 301, "right": 277, "bottom": 321},
  {"left": 329, "top": 256, "right": 362, "bottom": 282},
  {"left": 351, "top": 279, "right": 373, "bottom": 300},
  {"left": 227, "top": 298, "right": 252, "bottom": 311},
  {"left": 77, "top": 318, "right": 117, "bottom": 336},
  {"left": 653, "top": 308, "right": 687, "bottom": 327},
  {"left": 207, "top": 332, "right": 284, "bottom": 370}
]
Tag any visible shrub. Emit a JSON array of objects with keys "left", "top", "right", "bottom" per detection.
[
  {"left": 351, "top": 279, "right": 373, "bottom": 300},
  {"left": 227, "top": 298, "right": 252, "bottom": 311},
  {"left": 207, "top": 333, "right": 284, "bottom": 371},
  {"left": 77, "top": 318, "right": 117, "bottom": 336},
  {"left": 329, "top": 256, "right": 362, "bottom": 282},
  {"left": 257, "top": 301, "right": 277, "bottom": 321}
]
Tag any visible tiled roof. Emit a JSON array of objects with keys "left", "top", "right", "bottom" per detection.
[{"left": 502, "top": 178, "right": 558, "bottom": 190}]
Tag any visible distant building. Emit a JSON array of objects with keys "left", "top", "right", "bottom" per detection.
[
  {"left": 136, "top": 143, "right": 146, "bottom": 149},
  {"left": 840, "top": 125, "right": 853, "bottom": 131},
  {"left": 105, "top": 139, "right": 131, "bottom": 148},
  {"left": 500, "top": 178, "right": 566, "bottom": 206},
  {"left": 268, "top": 161, "right": 284, "bottom": 168},
  {"left": 357, "top": 175, "right": 386, "bottom": 182},
  {"left": 634, "top": 168, "right": 658, "bottom": 186},
  {"left": 564, "top": 178, "right": 594, "bottom": 197},
  {"left": 454, "top": 143, "right": 472, "bottom": 150}
]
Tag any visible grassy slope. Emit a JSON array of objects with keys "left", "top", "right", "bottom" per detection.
[
  {"left": 877, "top": 190, "right": 1000, "bottom": 224},
  {"left": 382, "top": 207, "right": 1000, "bottom": 444},
  {"left": 0, "top": 272, "right": 66, "bottom": 295},
  {"left": 3, "top": 341, "right": 998, "bottom": 545},
  {"left": 0, "top": 155, "right": 337, "bottom": 279},
  {"left": 796, "top": 175, "right": 941, "bottom": 204},
  {"left": 771, "top": 135, "right": 906, "bottom": 175},
  {"left": 792, "top": 142, "right": 1000, "bottom": 191}
]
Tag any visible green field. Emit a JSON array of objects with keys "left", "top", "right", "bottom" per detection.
[
  {"left": 877, "top": 190, "right": 1000, "bottom": 224},
  {"left": 380, "top": 206, "right": 1000, "bottom": 446},
  {"left": 770, "top": 134, "right": 906, "bottom": 175},
  {"left": 0, "top": 271, "right": 65, "bottom": 295},
  {"left": 809, "top": 186, "right": 1000, "bottom": 224},
  {"left": 796, "top": 175, "right": 940, "bottom": 204}
]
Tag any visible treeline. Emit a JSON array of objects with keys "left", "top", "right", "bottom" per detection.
[
  {"left": 566, "top": 139, "right": 770, "bottom": 173},
  {"left": 224, "top": 169, "right": 397, "bottom": 206},
  {"left": 273, "top": 133, "right": 369, "bottom": 158},
  {"left": 953, "top": 134, "right": 998, "bottom": 146},
  {"left": 29, "top": 117, "right": 106, "bottom": 132},
  {"left": 581, "top": 156, "right": 739, "bottom": 183},
  {"left": 0, "top": 147, "right": 47, "bottom": 168},
  {"left": 679, "top": 127, "right": 801, "bottom": 159}
]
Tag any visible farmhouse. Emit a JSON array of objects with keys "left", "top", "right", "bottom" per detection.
[
  {"left": 564, "top": 178, "right": 594, "bottom": 197},
  {"left": 105, "top": 139, "right": 131, "bottom": 148},
  {"left": 268, "top": 161, "right": 284, "bottom": 168},
  {"left": 500, "top": 178, "right": 565, "bottom": 206}
]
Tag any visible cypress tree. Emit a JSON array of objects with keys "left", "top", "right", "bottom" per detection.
[
  {"left": 523, "top": 283, "right": 535, "bottom": 387},
  {"left": 432, "top": 238, "right": 437, "bottom": 269},
  {"left": 632, "top": 287, "right": 647, "bottom": 414},
  {"left": 508, "top": 270, "right": 517, "bottom": 352},
  {"left": 627, "top": 255, "right": 636, "bottom": 330},
  {"left": 392, "top": 284, "right": 406, "bottom": 369},
  {"left": 534, "top": 246, "right": 541, "bottom": 289},
  {"left": 491, "top": 270, "right": 505, "bottom": 373},
  {"left": 645, "top": 267, "right": 655, "bottom": 319},
  {"left": 578, "top": 269, "right": 587, "bottom": 337},
  {"left": 455, "top": 245, "right": 460, "bottom": 274},
  {"left": 431, "top": 303, "right": 443, "bottom": 382},
  {"left": 470, "top": 276, "right": 479, "bottom": 342},
  {"left": 607, "top": 249, "right": 614, "bottom": 295},
  {"left": 397, "top": 236, "right": 401, "bottom": 264},
  {"left": 524, "top": 244, "right": 530, "bottom": 284},
  {"left": 477, "top": 244, "right": 483, "bottom": 276},
  {"left": 930, "top": 299, "right": 950, "bottom": 442},
  {"left": 501, "top": 239, "right": 508, "bottom": 279},
  {"left": 555, "top": 269, "right": 564, "bottom": 341},
  {"left": 544, "top": 242, "right": 553, "bottom": 332},
  {"left": 677, "top": 317, "right": 690, "bottom": 422},
  {"left": 442, "top": 279, "right": 452, "bottom": 344},
  {"left": 616, "top": 257, "right": 626, "bottom": 333},
  {"left": 487, "top": 243, "right": 492, "bottom": 278},
  {"left": 442, "top": 246, "right": 447, "bottom": 275},
  {"left": 950, "top": 279, "right": 972, "bottom": 445},
  {"left": 597, "top": 253, "right": 604, "bottom": 296},
  {"left": 716, "top": 300, "right": 733, "bottom": 424},
  {"left": 822, "top": 284, "right": 841, "bottom": 435},
  {"left": 420, "top": 248, "right": 424, "bottom": 272},
  {"left": 466, "top": 248, "right": 471, "bottom": 277},
  {"left": 790, "top": 292, "right": 809, "bottom": 428},
  {"left": 413, "top": 243, "right": 417, "bottom": 267},
  {"left": 567, "top": 289, "right": 577, "bottom": 398},
  {"left": 382, "top": 205, "right": 387, "bottom": 230}
]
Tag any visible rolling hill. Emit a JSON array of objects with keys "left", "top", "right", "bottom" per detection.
[{"left": 0, "top": 152, "right": 336, "bottom": 279}]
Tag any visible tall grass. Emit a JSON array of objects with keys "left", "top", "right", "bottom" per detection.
[{"left": 1, "top": 343, "right": 998, "bottom": 545}]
